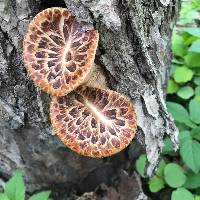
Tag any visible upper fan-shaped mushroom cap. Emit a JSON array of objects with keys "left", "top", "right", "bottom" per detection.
[
  {"left": 23, "top": 7, "right": 99, "bottom": 96},
  {"left": 50, "top": 86, "right": 137, "bottom": 157}
]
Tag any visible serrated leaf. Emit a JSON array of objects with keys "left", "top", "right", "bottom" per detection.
[
  {"left": 189, "top": 98, "right": 200, "bottom": 124},
  {"left": 167, "top": 79, "right": 179, "bottom": 94},
  {"left": 184, "top": 172, "right": 200, "bottom": 189},
  {"left": 164, "top": 163, "right": 186, "bottom": 188},
  {"left": 172, "top": 187, "right": 194, "bottom": 200},
  {"left": 177, "top": 86, "right": 194, "bottom": 99},
  {"left": 180, "top": 139, "right": 200, "bottom": 173},
  {"left": 4, "top": 170, "right": 25, "bottom": 200},
  {"left": 174, "top": 66, "right": 194, "bottom": 83},
  {"left": 0, "top": 194, "right": 10, "bottom": 200},
  {"left": 28, "top": 191, "right": 51, "bottom": 200},
  {"left": 135, "top": 154, "right": 147, "bottom": 178},
  {"left": 189, "top": 39, "right": 200, "bottom": 53},
  {"left": 185, "top": 52, "right": 200, "bottom": 68},
  {"left": 148, "top": 176, "right": 165, "bottom": 193}
]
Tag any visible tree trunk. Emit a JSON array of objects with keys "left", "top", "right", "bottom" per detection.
[{"left": 0, "top": 0, "right": 179, "bottom": 199}]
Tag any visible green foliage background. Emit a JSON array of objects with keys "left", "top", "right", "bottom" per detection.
[
  {"left": 0, "top": 170, "right": 52, "bottom": 200},
  {"left": 135, "top": 0, "right": 200, "bottom": 199}
]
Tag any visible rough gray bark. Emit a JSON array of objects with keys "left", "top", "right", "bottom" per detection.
[{"left": 0, "top": 0, "right": 179, "bottom": 199}]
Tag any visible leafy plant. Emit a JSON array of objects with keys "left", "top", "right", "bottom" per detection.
[
  {"left": 0, "top": 170, "right": 52, "bottom": 200},
  {"left": 171, "top": 188, "right": 194, "bottom": 200},
  {"left": 164, "top": 163, "right": 186, "bottom": 188},
  {"left": 135, "top": 0, "right": 200, "bottom": 199}
]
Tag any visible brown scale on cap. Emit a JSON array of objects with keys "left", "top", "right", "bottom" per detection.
[
  {"left": 50, "top": 86, "right": 137, "bottom": 157},
  {"left": 23, "top": 7, "right": 99, "bottom": 96}
]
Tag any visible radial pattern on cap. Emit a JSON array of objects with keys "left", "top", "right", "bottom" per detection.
[
  {"left": 50, "top": 86, "right": 137, "bottom": 157},
  {"left": 23, "top": 7, "right": 99, "bottom": 96}
]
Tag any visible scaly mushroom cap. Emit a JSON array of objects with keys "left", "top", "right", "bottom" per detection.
[
  {"left": 23, "top": 7, "right": 99, "bottom": 96},
  {"left": 50, "top": 86, "right": 137, "bottom": 157}
]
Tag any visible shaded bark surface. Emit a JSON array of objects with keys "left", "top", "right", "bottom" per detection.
[{"left": 0, "top": 0, "right": 179, "bottom": 199}]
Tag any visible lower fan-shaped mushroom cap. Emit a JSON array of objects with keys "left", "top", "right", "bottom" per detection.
[
  {"left": 50, "top": 86, "right": 137, "bottom": 157},
  {"left": 23, "top": 7, "right": 99, "bottom": 96}
]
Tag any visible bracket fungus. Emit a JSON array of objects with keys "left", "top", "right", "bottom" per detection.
[
  {"left": 23, "top": 7, "right": 98, "bottom": 96},
  {"left": 23, "top": 7, "right": 137, "bottom": 157},
  {"left": 50, "top": 86, "right": 137, "bottom": 157}
]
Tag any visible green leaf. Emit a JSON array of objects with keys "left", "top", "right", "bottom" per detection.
[
  {"left": 164, "top": 163, "right": 186, "bottom": 188},
  {"left": 179, "top": 10, "right": 198, "bottom": 25},
  {"left": 184, "top": 28, "right": 200, "bottom": 38},
  {"left": 161, "top": 137, "right": 173, "bottom": 154},
  {"left": 148, "top": 176, "right": 165, "bottom": 193},
  {"left": 28, "top": 191, "right": 51, "bottom": 200},
  {"left": 156, "top": 160, "right": 166, "bottom": 178},
  {"left": 194, "top": 68, "right": 200, "bottom": 76},
  {"left": 171, "top": 187, "right": 194, "bottom": 200},
  {"left": 172, "top": 32, "right": 187, "bottom": 57},
  {"left": 180, "top": 139, "right": 200, "bottom": 173},
  {"left": 175, "top": 122, "right": 190, "bottom": 131},
  {"left": 4, "top": 170, "right": 25, "bottom": 200},
  {"left": 184, "top": 34, "right": 199, "bottom": 46},
  {"left": 166, "top": 102, "right": 191, "bottom": 124},
  {"left": 195, "top": 195, "right": 200, "bottom": 200},
  {"left": 167, "top": 79, "right": 179, "bottom": 94},
  {"left": 195, "top": 86, "right": 200, "bottom": 96},
  {"left": 192, "top": 0, "right": 200, "bottom": 9},
  {"left": 135, "top": 154, "right": 147, "bottom": 177},
  {"left": 189, "top": 98, "right": 200, "bottom": 124},
  {"left": 172, "top": 59, "right": 184, "bottom": 65},
  {"left": 174, "top": 66, "right": 194, "bottom": 83},
  {"left": 185, "top": 52, "right": 200, "bottom": 68},
  {"left": 179, "top": 131, "right": 192, "bottom": 146},
  {"left": 194, "top": 77, "right": 200, "bottom": 85},
  {"left": 0, "top": 194, "right": 10, "bottom": 200},
  {"left": 189, "top": 39, "right": 200, "bottom": 53},
  {"left": 191, "top": 126, "right": 200, "bottom": 140},
  {"left": 170, "top": 64, "right": 178, "bottom": 76},
  {"left": 184, "top": 172, "right": 200, "bottom": 189},
  {"left": 185, "top": 121, "right": 197, "bottom": 129},
  {"left": 177, "top": 86, "right": 194, "bottom": 99}
]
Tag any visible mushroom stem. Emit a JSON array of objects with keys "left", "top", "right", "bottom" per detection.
[{"left": 82, "top": 63, "right": 108, "bottom": 89}]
